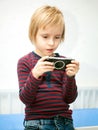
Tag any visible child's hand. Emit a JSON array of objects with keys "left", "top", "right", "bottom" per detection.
[
  {"left": 66, "top": 60, "right": 79, "bottom": 77},
  {"left": 32, "top": 56, "right": 54, "bottom": 79}
]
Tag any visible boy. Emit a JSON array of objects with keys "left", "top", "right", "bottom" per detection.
[{"left": 17, "top": 5, "right": 79, "bottom": 130}]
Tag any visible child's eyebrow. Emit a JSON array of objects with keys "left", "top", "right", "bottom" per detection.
[
  {"left": 55, "top": 34, "right": 62, "bottom": 37},
  {"left": 56, "top": 34, "right": 62, "bottom": 35},
  {"left": 41, "top": 33, "right": 49, "bottom": 35}
]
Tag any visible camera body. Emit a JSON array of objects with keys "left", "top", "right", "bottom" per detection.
[{"left": 45, "top": 57, "right": 73, "bottom": 70}]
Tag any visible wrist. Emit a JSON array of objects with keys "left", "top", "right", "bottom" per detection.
[{"left": 32, "top": 69, "right": 41, "bottom": 79}]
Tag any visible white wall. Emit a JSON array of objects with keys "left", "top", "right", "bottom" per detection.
[{"left": 0, "top": 0, "right": 98, "bottom": 90}]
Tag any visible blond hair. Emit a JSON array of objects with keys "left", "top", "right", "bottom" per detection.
[{"left": 29, "top": 5, "right": 65, "bottom": 43}]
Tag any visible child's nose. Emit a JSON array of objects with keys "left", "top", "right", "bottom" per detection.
[{"left": 48, "top": 39, "right": 55, "bottom": 46}]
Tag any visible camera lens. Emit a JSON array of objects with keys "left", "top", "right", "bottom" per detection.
[{"left": 54, "top": 60, "right": 65, "bottom": 69}]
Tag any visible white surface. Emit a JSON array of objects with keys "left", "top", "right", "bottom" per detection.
[
  {"left": 0, "top": 87, "right": 98, "bottom": 114},
  {"left": 0, "top": 0, "right": 98, "bottom": 89},
  {"left": 75, "top": 126, "right": 98, "bottom": 130}
]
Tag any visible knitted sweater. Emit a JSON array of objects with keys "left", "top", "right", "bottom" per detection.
[{"left": 17, "top": 51, "right": 78, "bottom": 120}]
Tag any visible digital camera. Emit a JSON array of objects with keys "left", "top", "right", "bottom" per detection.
[{"left": 45, "top": 57, "right": 73, "bottom": 70}]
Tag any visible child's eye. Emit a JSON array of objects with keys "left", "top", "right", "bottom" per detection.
[
  {"left": 55, "top": 36, "right": 61, "bottom": 39},
  {"left": 42, "top": 35, "right": 48, "bottom": 38}
]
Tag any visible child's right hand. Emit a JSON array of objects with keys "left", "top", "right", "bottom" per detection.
[{"left": 32, "top": 56, "right": 54, "bottom": 79}]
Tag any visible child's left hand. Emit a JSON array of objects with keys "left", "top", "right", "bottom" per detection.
[{"left": 66, "top": 60, "right": 80, "bottom": 77}]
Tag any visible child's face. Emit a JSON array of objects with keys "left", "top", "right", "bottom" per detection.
[{"left": 34, "top": 25, "right": 63, "bottom": 57}]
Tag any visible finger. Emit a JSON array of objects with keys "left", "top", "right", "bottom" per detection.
[
  {"left": 71, "top": 60, "right": 80, "bottom": 66},
  {"left": 39, "top": 65, "right": 55, "bottom": 73},
  {"left": 66, "top": 60, "right": 79, "bottom": 68},
  {"left": 66, "top": 70, "right": 74, "bottom": 77},
  {"left": 66, "top": 63, "right": 76, "bottom": 68},
  {"left": 44, "top": 61, "right": 54, "bottom": 66},
  {"left": 44, "top": 65, "right": 55, "bottom": 70},
  {"left": 66, "top": 67, "right": 74, "bottom": 72}
]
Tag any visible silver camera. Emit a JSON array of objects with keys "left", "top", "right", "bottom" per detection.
[{"left": 45, "top": 57, "right": 73, "bottom": 70}]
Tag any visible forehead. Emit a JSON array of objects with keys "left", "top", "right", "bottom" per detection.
[{"left": 38, "top": 24, "right": 63, "bottom": 35}]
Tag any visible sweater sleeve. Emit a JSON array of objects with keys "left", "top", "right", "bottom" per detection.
[
  {"left": 63, "top": 75, "right": 78, "bottom": 104},
  {"left": 17, "top": 57, "right": 42, "bottom": 105}
]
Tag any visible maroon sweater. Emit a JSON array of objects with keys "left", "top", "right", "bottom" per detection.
[{"left": 17, "top": 51, "right": 78, "bottom": 120}]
